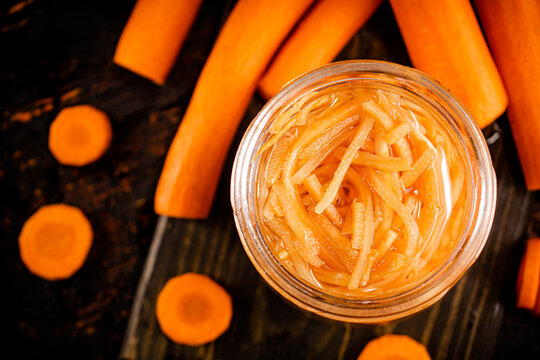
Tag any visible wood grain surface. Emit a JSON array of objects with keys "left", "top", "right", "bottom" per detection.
[{"left": 1, "top": 1, "right": 539, "bottom": 359}]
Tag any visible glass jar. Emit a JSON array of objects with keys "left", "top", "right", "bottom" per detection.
[{"left": 230, "top": 60, "right": 496, "bottom": 323}]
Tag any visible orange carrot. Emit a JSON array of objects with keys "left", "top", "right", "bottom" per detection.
[
  {"left": 114, "top": 0, "right": 203, "bottom": 85},
  {"left": 155, "top": 273, "right": 233, "bottom": 346},
  {"left": 389, "top": 0, "right": 507, "bottom": 128},
  {"left": 48, "top": 105, "right": 112, "bottom": 166},
  {"left": 154, "top": 0, "right": 315, "bottom": 218},
  {"left": 18, "top": 204, "right": 93, "bottom": 281},
  {"left": 357, "top": 334, "right": 431, "bottom": 360},
  {"left": 258, "top": 0, "right": 383, "bottom": 99},
  {"left": 516, "top": 238, "right": 540, "bottom": 310},
  {"left": 474, "top": 0, "right": 540, "bottom": 190}
]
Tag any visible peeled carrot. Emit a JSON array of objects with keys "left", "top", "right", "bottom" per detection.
[
  {"left": 516, "top": 239, "right": 540, "bottom": 310},
  {"left": 474, "top": 0, "right": 540, "bottom": 190},
  {"left": 18, "top": 204, "right": 93, "bottom": 281},
  {"left": 154, "top": 0, "right": 315, "bottom": 218},
  {"left": 48, "top": 105, "right": 112, "bottom": 166},
  {"left": 389, "top": 0, "right": 507, "bottom": 128},
  {"left": 114, "top": 0, "right": 203, "bottom": 85},
  {"left": 357, "top": 334, "right": 431, "bottom": 360},
  {"left": 155, "top": 273, "right": 232, "bottom": 346},
  {"left": 258, "top": 0, "right": 383, "bottom": 99}
]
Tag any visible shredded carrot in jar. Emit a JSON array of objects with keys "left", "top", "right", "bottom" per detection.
[{"left": 257, "top": 84, "right": 468, "bottom": 298}]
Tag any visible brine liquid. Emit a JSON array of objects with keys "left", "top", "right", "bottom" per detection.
[{"left": 257, "top": 84, "right": 469, "bottom": 298}]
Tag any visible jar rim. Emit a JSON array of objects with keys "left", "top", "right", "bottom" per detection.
[{"left": 231, "top": 60, "right": 497, "bottom": 322}]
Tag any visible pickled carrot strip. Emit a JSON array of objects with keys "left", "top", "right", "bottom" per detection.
[
  {"left": 278, "top": 249, "right": 289, "bottom": 259},
  {"left": 299, "top": 116, "right": 357, "bottom": 160},
  {"left": 333, "top": 147, "right": 411, "bottom": 172},
  {"left": 401, "top": 148, "right": 437, "bottom": 188},
  {"left": 273, "top": 181, "right": 324, "bottom": 266},
  {"left": 374, "top": 201, "right": 394, "bottom": 240},
  {"left": 265, "top": 219, "right": 316, "bottom": 284},
  {"left": 312, "top": 267, "right": 351, "bottom": 287},
  {"left": 385, "top": 122, "right": 412, "bottom": 145},
  {"left": 362, "top": 100, "right": 394, "bottom": 130},
  {"left": 375, "top": 230, "right": 398, "bottom": 261},
  {"left": 367, "top": 169, "right": 419, "bottom": 256},
  {"left": 360, "top": 249, "right": 379, "bottom": 286},
  {"left": 292, "top": 129, "right": 354, "bottom": 184},
  {"left": 346, "top": 167, "right": 375, "bottom": 249},
  {"left": 315, "top": 116, "right": 375, "bottom": 213},
  {"left": 266, "top": 135, "right": 293, "bottom": 187},
  {"left": 303, "top": 174, "right": 343, "bottom": 226},
  {"left": 349, "top": 201, "right": 372, "bottom": 290},
  {"left": 351, "top": 201, "right": 366, "bottom": 250},
  {"left": 262, "top": 187, "right": 283, "bottom": 220}
]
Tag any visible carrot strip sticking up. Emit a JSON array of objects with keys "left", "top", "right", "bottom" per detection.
[
  {"left": 114, "top": 0, "right": 203, "bottom": 85},
  {"left": 357, "top": 334, "right": 431, "bottom": 360},
  {"left": 48, "top": 105, "right": 112, "bottom": 166},
  {"left": 401, "top": 148, "right": 437, "bottom": 188},
  {"left": 315, "top": 116, "right": 374, "bottom": 214},
  {"left": 516, "top": 238, "right": 540, "bottom": 310},
  {"left": 18, "top": 204, "right": 93, "bottom": 280},
  {"left": 155, "top": 0, "right": 315, "bottom": 218},
  {"left": 389, "top": 0, "right": 508, "bottom": 128},
  {"left": 156, "top": 273, "right": 232, "bottom": 346},
  {"left": 258, "top": 0, "right": 382, "bottom": 99},
  {"left": 474, "top": 0, "right": 540, "bottom": 190}
]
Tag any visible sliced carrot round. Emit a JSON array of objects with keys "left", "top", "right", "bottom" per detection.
[
  {"left": 48, "top": 105, "right": 112, "bottom": 166},
  {"left": 357, "top": 334, "right": 431, "bottom": 360},
  {"left": 156, "top": 273, "right": 233, "bottom": 346},
  {"left": 516, "top": 238, "right": 540, "bottom": 310},
  {"left": 18, "top": 204, "right": 93, "bottom": 280}
]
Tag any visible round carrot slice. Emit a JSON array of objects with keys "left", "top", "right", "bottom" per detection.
[
  {"left": 48, "top": 105, "right": 112, "bottom": 166},
  {"left": 357, "top": 334, "right": 431, "bottom": 360},
  {"left": 18, "top": 204, "right": 93, "bottom": 280},
  {"left": 156, "top": 273, "right": 233, "bottom": 346},
  {"left": 516, "top": 238, "right": 540, "bottom": 310}
]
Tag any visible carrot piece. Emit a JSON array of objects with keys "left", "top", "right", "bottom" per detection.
[
  {"left": 154, "top": 0, "right": 315, "bottom": 218},
  {"left": 113, "top": 0, "right": 203, "bottom": 85},
  {"left": 156, "top": 273, "right": 232, "bottom": 346},
  {"left": 258, "top": 0, "right": 382, "bottom": 99},
  {"left": 474, "top": 0, "right": 540, "bottom": 190},
  {"left": 389, "top": 0, "right": 507, "bottom": 128},
  {"left": 357, "top": 334, "right": 431, "bottom": 360},
  {"left": 48, "top": 105, "right": 112, "bottom": 166},
  {"left": 516, "top": 239, "right": 540, "bottom": 310},
  {"left": 18, "top": 204, "right": 93, "bottom": 281}
]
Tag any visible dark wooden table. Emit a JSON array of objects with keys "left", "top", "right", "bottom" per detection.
[{"left": 2, "top": 1, "right": 539, "bottom": 359}]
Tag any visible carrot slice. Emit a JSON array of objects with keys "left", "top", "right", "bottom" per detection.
[
  {"left": 389, "top": 0, "right": 508, "bottom": 128},
  {"left": 516, "top": 238, "right": 540, "bottom": 310},
  {"left": 48, "top": 105, "right": 112, "bottom": 166},
  {"left": 154, "top": 0, "right": 315, "bottom": 218},
  {"left": 18, "top": 204, "right": 93, "bottom": 280},
  {"left": 156, "top": 273, "right": 232, "bottom": 346},
  {"left": 357, "top": 334, "right": 431, "bottom": 360},
  {"left": 114, "top": 0, "right": 203, "bottom": 84},
  {"left": 258, "top": 0, "right": 382, "bottom": 99}
]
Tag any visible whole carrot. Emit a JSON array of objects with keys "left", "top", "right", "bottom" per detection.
[
  {"left": 155, "top": 0, "right": 315, "bottom": 218},
  {"left": 474, "top": 0, "right": 540, "bottom": 190},
  {"left": 389, "top": 0, "right": 508, "bottom": 128},
  {"left": 114, "top": 0, "right": 203, "bottom": 85},
  {"left": 258, "top": 0, "right": 383, "bottom": 100}
]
